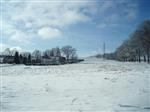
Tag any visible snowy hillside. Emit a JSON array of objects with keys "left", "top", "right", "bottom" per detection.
[{"left": 1, "top": 58, "right": 150, "bottom": 112}]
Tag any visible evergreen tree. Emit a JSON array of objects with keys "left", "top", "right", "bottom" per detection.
[
  {"left": 28, "top": 54, "right": 31, "bottom": 64},
  {"left": 14, "top": 52, "right": 20, "bottom": 64},
  {"left": 19, "top": 54, "right": 23, "bottom": 64}
]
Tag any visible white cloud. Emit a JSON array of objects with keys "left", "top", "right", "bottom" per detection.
[
  {"left": 60, "top": 10, "right": 90, "bottom": 26},
  {"left": 0, "top": 43, "right": 24, "bottom": 52},
  {"left": 5, "top": 1, "right": 91, "bottom": 28},
  {"left": 2, "top": 20, "right": 31, "bottom": 44},
  {"left": 97, "top": 0, "right": 138, "bottom": 28},
  {"left": 10, "top": 30, "right": 29, "bottom": 43},
  {"left": 2, "top": 0, "right": 139, "bottom": 43},
  {"left": 2, "top": 0, "right": 93, "bottom": 43},
  {"left": 10, "top": 46, "right": 24, "bottom": 52},
  {"left": 0, "top": 43, "right": 9, "bottom": 52},
  {"left": 38, "top": 27, "right": 62, "bottom": 39}
]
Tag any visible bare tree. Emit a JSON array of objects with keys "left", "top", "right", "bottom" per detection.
[
  {"left": 3, "top": 48, "right": 11, "bottom": 56},
  {"left": 43, "top": 49, "right": 51, "bottom": 58},
  {"left": 130, "top": 20, "right": 150, "bottom": 63},
  {"left": 61, "top": 45, "right": 77, "bottom": 61},
  {"left": 115, "top": 20, "right": 150, "bottom": 63},
  {"left": 32, "top": 50, "right": 42, "bottom": 63},
  {"left": 138, "top": 20, "right": 150, "bottom": 63},
  {"left": 53, "top": 47, "right": 61, "bottom": 57}
]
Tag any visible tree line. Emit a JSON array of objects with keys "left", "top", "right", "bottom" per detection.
[
  {"left": 94, "top": 20, "right": 150, "bottom": 64},
  {"left": 115, "top": 20, "right": 150, "bottom": 63},
  {"left": 2, "top": 45, "right": 83, "bottom": 65},
  {"left": 98, "top": 20, "right": 150, "bottom": 63}
]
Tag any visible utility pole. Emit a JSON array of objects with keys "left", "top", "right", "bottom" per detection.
[{"left": 103, "top": 42, "right": 105, "bottom": 59}]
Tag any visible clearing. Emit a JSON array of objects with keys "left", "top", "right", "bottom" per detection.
[{"left": 1, "top": 58, "right": 150, "bottom": 112}]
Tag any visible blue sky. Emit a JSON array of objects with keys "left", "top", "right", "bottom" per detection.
[{"left": 1, "top": 0, "right": 150, "bottom": 57}]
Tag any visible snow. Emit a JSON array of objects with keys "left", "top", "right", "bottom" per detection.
[{"left": 1, "top": 58, "right": 150, "bottom": 112}]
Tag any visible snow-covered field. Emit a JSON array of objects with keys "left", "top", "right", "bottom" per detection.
[{"left": 1, "top": 58, "right": 150, "bottom": 112}]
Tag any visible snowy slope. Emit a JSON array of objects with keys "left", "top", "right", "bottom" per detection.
[{"left": 1, "top": 58, "right": 150, "bottom": 112}]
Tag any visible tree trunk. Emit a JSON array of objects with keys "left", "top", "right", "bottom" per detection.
[
  {"left": 144, "top": 55, "right": 146, "bottom": 62},
  {"left": 138, "top": 49, "right": 141, "bottom": 62},
  {"left": 66, "top": 55, "right": 69, "bottom": 62},
  {"left": 147, "top": 48, "right": 150, "bottom": 64},
  {"left": 148, "top": 53, "right": 150, "bottom": 64}
]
